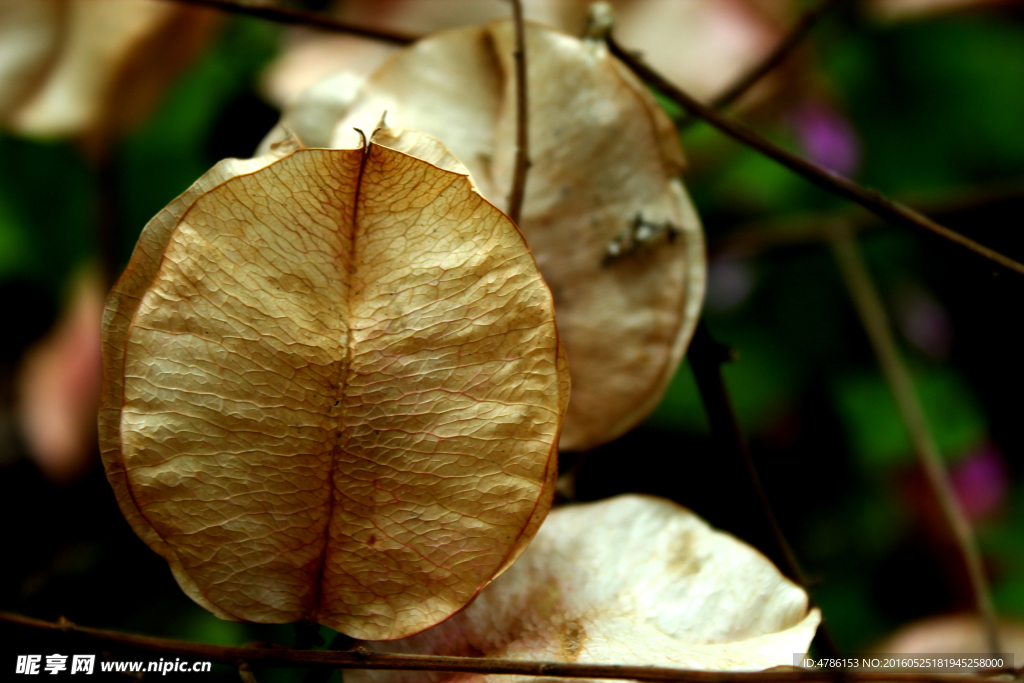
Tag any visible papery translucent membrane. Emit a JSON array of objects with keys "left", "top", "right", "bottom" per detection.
[{"left": 100, "top": 130, "right": 568, "bottom": 640}]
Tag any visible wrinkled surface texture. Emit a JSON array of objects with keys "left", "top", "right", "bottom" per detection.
[
  {"left": 351, "top": 495, "right": 820, "bottom": 683},
  {"left": 0, "top": 0, "right": 216, "bottom": 138},
  {"left": 100, "top": 132, "right": 567, "bottom": 640},
  {"left": 273, "top": 20, "right": 705, "bottom": 451}
]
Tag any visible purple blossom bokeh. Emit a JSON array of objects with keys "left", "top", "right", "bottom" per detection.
[
  {"left": 950, "top": 445, "right": 1008, "bottom": 520},
  {"left": 790, "top": 99, "right": 861, "bottom": 177}
]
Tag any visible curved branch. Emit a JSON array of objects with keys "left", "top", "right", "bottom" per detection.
[
  {"left": 679, "top": 0, "right": 847, "bottom": 128},
  {"left": 687, "top": 321, "right": 840, "bottom": 660},
  {"left": 163, "top": 0, "right": 415, "bottom": 44},
  {"left": 0, "top": 611, "right": 1012, "bottom": 682},
  {"left": 829, "top": 227, "right": 1001, "bottom": 654},
  {"left": 712, "top": 179, "right": 1024, "bottom": 259},
  {"left": 607, "top": 39, "right": 1024, "bottom": 277},
  {"left": 507, "top": 0, "right": 530, "bottom": 225}
]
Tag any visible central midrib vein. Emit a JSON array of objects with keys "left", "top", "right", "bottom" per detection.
[{"left": 311, "top": 138, "right": 374, "bottom": 620}]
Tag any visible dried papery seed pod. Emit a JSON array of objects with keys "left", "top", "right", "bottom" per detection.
[{"left": 100, "top": 128, "right": 568, "bottom": 640}]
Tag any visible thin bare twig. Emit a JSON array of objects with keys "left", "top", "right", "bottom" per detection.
[
  {"left": 687, "top": 321, "right": 841, "bottom": 659},
  {"left": 678, "top": 3, "right": 852, "bottom": 648},
  {"left": 507, "top": 0, "right": 530, "bottom": 225},
  {"left": 164, "top": 0, "right": 415, "bottom": 44},
  {"left": 607, "top": 38, "right": 1024, "bottom": 278},
  {"left": 302, "top": 633, "right": 354, "bottom": 683},
  {"left": 688, "top": 323, "right": 804, "bottom": 585},
  {"left": 1, "top": 611, "right": 1012, "bottom": 682},
  {"left": 679, "top": 0, "right": 847, "bottom": 128},
  {"left": 828, "top": 225, "right": 1001, "bottom": 655},
  {"left": 713, "top": 179, "right": 1024, "bottom": 259}
]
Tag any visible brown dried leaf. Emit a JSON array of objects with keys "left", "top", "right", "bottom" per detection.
[
  {"left": 278, "top": 20, "right": 705, "bottom": 451},
  {"left": 0, "top": 0, "right": 218, "bottom": 140},
  {"left": 100, "top": 129, "right": 568, "bottom": 639},
  {"left": 351, "top": 495, "right": 821, "bottom": 683}
]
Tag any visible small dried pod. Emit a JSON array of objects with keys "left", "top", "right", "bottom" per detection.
[{"left": 100, "top": 128, "right": 568, "bottom": 639}]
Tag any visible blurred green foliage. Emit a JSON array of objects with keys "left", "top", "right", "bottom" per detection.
[
  {"left": 829, "top": 15, "right": 1024, "bottom": 191},
  {"left": 0, "top": 136, "right": 92, "bottom": 291},
  {"left": 832, "top": 366, "right": 987, "bottom": 471}
]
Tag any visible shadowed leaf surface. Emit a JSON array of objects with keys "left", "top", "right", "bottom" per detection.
[
  {"left": 99, "top": 129, "right": 568, "bottom": 640},
  {"left": 350, "top": 495, "right": 820, "bottom": 682},
  {"left": 267, "top": 20, "right": 705, "bottom": 451}
]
